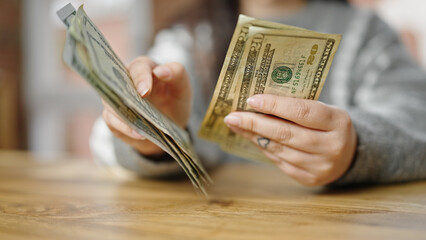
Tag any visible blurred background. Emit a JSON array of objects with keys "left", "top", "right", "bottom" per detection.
[{"left": 0, "top": 0, "right": 425, "bottom": 158}]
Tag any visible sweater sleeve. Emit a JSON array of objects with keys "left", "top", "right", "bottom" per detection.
[
  {"left": 332, "top": 16, "right": 426, "bottom": 186},
  {"left": 90, "top": 117, "right": 184, "bottom": 178}
]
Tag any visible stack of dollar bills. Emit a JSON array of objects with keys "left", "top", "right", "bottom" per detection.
[
  {"left": 57, "top": 3, "right": 340, "bottom": 194},
  {"left": 57, "top": 4, "right": 211, "bottom": 195}
]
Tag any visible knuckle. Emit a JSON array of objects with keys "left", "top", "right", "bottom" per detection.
[
  {"left": 262, "top": 150, "right": 281, "bottom": 163},
  {"left": 319, "top": 162, "right": 334, "bottom": 177},
  {"left": 128, "top": 57, "right": 155, "bottom": 77},
  {"left": 165, "top": 62, "right": 189, "bottom": 82},
  {"left": 337, "top": 111, "right": 352, "bottom": 129},
  {"left": 328, "top": 141, "right": 345, "bottom": 158},
  {"left": 303, "top": 133, "right": 319, "bottom": 147},
  {"left": 276, "top": 125, "right": 292, "bottom": 143},
  {"left": 295, "top": 102, "right": 311, "bottom": 121},
  {"left": 244, "top": 115, "right": 257, "bottom": 132},
  {"left": 248, "top": 118, "right": 256, "bottom": 132},
  {"left": 281, "top": 163, "right": 297, "bottom": 178},
  {"left": 268, "top": 142, "right": 283, "bottom": 154},
  {"left": 266, "top": 97, "right": 279, "bottom": 114},
  {"left": 131, "top": 56, "right": 151, "bottom": 65},
  {"left": 170, "top": 62, "right": 185, "bottom": 73},
  {"left": 177, "top": 64, "right": 190, "bottom": 80},
  {"left": 287, "top": 155, "right": 303, "bottom": 166},
  {"left": 128, "top": 57, "right": 144, "bottom": 71},
  {"left": 321, "top": 105, "right": 334, "bottom": 123},
  {"left": 312, "top": 177, "right": 324, "bottom": 186},
  {"left": 304, "top": 175, "right": 323, "bottom": 186}
]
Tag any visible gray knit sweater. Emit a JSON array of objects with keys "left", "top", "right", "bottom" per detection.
[{"left": 90, "top": 1, "right": 426, "bottom": 186}]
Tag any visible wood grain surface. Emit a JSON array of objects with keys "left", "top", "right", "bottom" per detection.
[{"left": 0, "top": 151, "right": 425, "bottom": 240}]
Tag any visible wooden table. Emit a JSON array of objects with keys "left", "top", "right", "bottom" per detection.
[{"left": 1, "top": 151, "right": 425, "bottom": 240}]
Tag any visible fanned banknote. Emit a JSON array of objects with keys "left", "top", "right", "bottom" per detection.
[
  {"left": 57, "top": 3, "right": 211, "bottom": 195},
  {"left": 199, "top": 15, "right": 341, "bottom": 163}
]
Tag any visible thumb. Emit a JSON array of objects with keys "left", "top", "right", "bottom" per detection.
[{"left": 153, "top": 62, "right": 191, "bottom": 98}]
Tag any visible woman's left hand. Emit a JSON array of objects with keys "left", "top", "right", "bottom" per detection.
[{"left": 224, "top": 94, "right": 357, "bottom": 186}]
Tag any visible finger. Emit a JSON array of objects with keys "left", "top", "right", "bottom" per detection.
[
  {"left": 152, "top": 62, "right": 191, "bottom": 99},
  {"left": 153, "top": 62, "right": 187, "bottom": 82},
  {"left": 224, "top": 112, "right": 325, "bottom": 153},
  {"left": 265, "top": 151, "right": 319, "bottom": 186},
  {"left": 227, "top": 125, "right": 319, "bottom": 170},
  {"left": 101, "top": 99, "right": 119, "bottom": 116},
  {"left": 102, "top": 108, "right": 145, "bottom": 140},
  {"left": 260, "top": 149, "right": 318, "bottom": 185},
  {"left": 102, "top": 100, "right": 138, "bottom": 133},
  {"left": 246, "top": 94, "right": 337, "bottom": 130},
  {"left": 128, "top": 57, "right": 157, "bottom": 97}
]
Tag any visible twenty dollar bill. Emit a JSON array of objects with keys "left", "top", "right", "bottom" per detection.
[{"left": 199, "top": 15, "right": 341, "bottom": 163}]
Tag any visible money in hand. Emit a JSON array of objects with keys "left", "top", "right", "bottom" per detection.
[
  {"left": 199, "top": 15, "right": 341, "bottom": 163},
  {"left": 57, "top": 3, "right": 341, "bottom": 192},
  {"left": 57, "top": 3, "right": 212, "bottom": 195}
]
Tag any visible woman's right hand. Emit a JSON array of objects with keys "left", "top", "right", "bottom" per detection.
[{"left": 102, "top": 57, "right": 193, "bottom": 156}]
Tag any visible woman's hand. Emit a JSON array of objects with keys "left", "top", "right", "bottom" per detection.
[
  {"left": 102, "top": 57, "right": 192, "bottom": 156},
  {"left": 224, "top": 94, "right": 357, "bottom": 186}
]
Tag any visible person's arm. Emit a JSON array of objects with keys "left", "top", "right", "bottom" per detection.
[
  {"left": 224, "top": 15, "right": 426, "bottom": 186},
  {"left": 331, "top": 16, "right": 426, "bottom": 186}
]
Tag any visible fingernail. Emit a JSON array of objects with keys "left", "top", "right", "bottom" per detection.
[
  {"left": 137, "top": 82, "right": 149, "bottom": 97},
  {"left": 153, "top": 66, "right": 171, "bottom": 80},
  {"left": 224, "top": 114, "right": 241, "bottom": 126},
  {"left": 247, "top": 96, "right": 263, "bottom": 109},
  {"left": 131, "top": 130, "right": 146, "bottom": 140}
]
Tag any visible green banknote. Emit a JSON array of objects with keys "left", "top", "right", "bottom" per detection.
[
  {"left": 199, "top": 15, "right": 341, "bottom": 163},
  {"left": 57, "top": 3, "right": 211, "bottom": 195}
]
